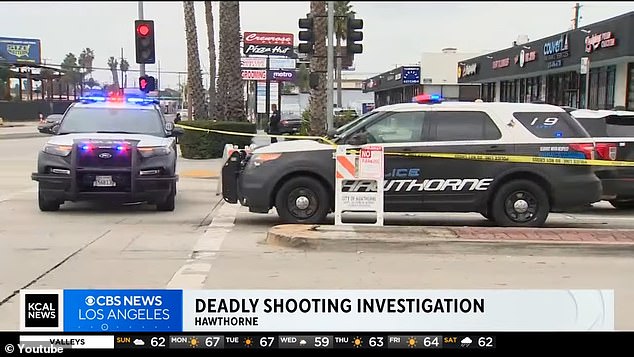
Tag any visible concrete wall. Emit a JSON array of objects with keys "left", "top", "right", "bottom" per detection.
[
  {"left": 420, "top": 51, "right": 484, "bottom": 84},
  {"left": 615, "top": 61, "right": 629, "bottom": 107}
]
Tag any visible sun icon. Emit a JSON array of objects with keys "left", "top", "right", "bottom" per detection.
[
  {"left": 244, "top": 337, "right": 253, "bottom": 347},
  {"left": 408, "top": 337, "right": 417, "bottom": 348},
  {"left": 190, "top": 338, "right": 199, "bottom": 348},
  {"left": 353, "top": 337, "right": 362, "bottom": 348}
]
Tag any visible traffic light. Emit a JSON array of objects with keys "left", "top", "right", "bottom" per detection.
[
  {"left": 298, "top": 16, "right": 314, "bottom": 54},
  {"left": 139, "top": 75, "right": 156, "bottom": 93},
  {"left": 135, "top": 20, "right": 156, "bottom": 64},
  {"left": 346, "top": 16, "right": 363, "bottom": 55}
]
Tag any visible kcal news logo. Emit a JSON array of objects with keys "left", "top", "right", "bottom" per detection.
[{"left": 20, "top": 290, "right": 64, "bottom": 331}]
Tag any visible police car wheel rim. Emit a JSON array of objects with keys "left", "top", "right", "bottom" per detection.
[
  {"left": 287, "top": 188, "right": 318, "bottom": 219},
  {"left": 504, "top": 191, "right": 538, "bottom": 222}
]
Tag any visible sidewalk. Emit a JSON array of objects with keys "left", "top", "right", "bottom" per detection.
[
  {"left": 0, "top": 121, "right": 46, "bottom": 140},
  {"left": 266, "top": 224, "right": 634, "bottom": 255}
]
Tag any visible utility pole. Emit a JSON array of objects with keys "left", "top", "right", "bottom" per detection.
[
  {"left": 120, "top": 47, "right": 124, "bottom": 91},
  {"left": 158, "top": 60, "right": 161, "bottom": 91},
  {"left": 326, "top": 1, "right": 334, "bottom": 131},
  {"left": 573, "top": 2, "right": 582, "bottom": 29},
  {"left": 138, "top": 1, "right": 145, "bottom": 76}
]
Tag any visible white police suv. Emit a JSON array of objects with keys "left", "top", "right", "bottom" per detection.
[
  {"left": 222, "top": 95, "right": 602, "bottom": 227},
  {"left": 31, "top": 93, "right": 183, "bottom": 211}
]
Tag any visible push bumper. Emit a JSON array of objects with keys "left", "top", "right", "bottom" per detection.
[
  {"left": 221, "top": 151, "right": 273, "bottom": 213},
  {"left": 32, "top": 172, "right": 178, "bottom": 203}
]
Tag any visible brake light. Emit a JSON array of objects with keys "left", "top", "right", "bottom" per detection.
[
  {"left": 281, "top": 120, "right": 288, "bottom": 125},
  {"left": 568, "top": 143, "right": 595, "bottom": 160},
  {"left": 596, "top": 142, "right": 617, "bottom": 160}
]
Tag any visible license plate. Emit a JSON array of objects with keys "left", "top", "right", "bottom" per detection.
[{"left": 93, "top": 175, "right": 116, "bottom": 187}]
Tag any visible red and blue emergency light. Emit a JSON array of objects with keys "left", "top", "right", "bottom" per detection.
[
  {"left": 412, "top": 94, "right": 442, "bottom": 104},
  {"left": 78, "top": 94, "right": 159, "bottom": 105}
]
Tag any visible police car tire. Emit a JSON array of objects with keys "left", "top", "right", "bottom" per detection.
[
  {"left": 156, "top": 184, "right": 176, "bottom": 211},
  {"left": 38, "top": 190, "right": 60, "bottom": 212},
  {"left": 275, "top": 176, "right": 330, "bottom": 224},
  {"left": 491, "top": 180, "right": 549, "bottom": 227}
]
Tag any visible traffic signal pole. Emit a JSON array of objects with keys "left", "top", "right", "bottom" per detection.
[
  {"left": 326, "top": 1, "right": 334, "bottom": 131},
  {"left": 138, "top": 1, "right": 145, "bottom": 77}
]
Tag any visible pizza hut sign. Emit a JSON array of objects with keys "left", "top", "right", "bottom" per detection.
[
  {"left": 585, "top": 31, "right": 617, "bottom": 53},
  {"left": 243, "top": 32, "right": 294, "bottom": 46}
]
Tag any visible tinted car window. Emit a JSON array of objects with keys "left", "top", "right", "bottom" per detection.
[
  {"left": 605, "top": 115, "right": 634, "bottom": 137},
  {"left": 513, "top": 112, "right": 589, "bottom": 138},
  {"left": 58, "top": 107, "right": 166, "bottom": 137},
  {"left": 365, "top": 111, "right": 425, "bottom": 143},
  {"left": 428, "top": 111, "right": 501, "bottom": 141},
  {"left": 575, "top": 117, "right": 608, "bottom": 136}
]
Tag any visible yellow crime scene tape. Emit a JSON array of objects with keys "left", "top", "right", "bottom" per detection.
[
  {"left": 174, "top": 123, "right": 337, "bottom": 146},
  {"left": 175, "top": 123, "right": 634, "bottom": 167}
]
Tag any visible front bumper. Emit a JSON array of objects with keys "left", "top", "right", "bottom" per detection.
[
  {"left": 221, "top": 150, "right": 273, "bottom": 213},
  {"left": 32, "top": 172, "right": 178, "bottom": 203}
]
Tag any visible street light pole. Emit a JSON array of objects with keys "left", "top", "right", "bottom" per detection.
[{"left": 138, "top": 1, "right": 145, "bottom": 77}]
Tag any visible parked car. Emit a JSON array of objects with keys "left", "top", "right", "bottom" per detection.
[
  {"left": 37, "top": 114, "right": 63, "bottom": 134},
  {"left": 571, "top": 109, "right": 634, "bottom": 209},
  {"left": 277, "top": 112, "right": 303, "bottom": 134}
]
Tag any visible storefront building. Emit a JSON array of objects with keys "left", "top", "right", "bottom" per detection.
[
  {"left": 458, "top": 11, "right": 634, "bottom": 110},
  {"left": 362, "top": 66, "right": 422, "bottom": 107}
]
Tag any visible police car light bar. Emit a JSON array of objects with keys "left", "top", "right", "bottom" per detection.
[
  {"left": 78, "top": 95, "right": 158, "bottom": 105},
  {"left": 412, "top": 94, "right": 442, "bottom": 104}
]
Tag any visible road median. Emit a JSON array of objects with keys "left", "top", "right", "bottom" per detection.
[{"left": 266, "top": 224, "right": 634, "bottom": 256}]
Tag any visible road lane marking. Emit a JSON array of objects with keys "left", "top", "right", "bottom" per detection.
[{"left": 166, "top": 201, "right": 241, "bottom": 289}]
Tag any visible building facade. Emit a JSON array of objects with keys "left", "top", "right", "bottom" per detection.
[
  {"left": 363, "top": 49, "right": 483, "bottom": 107},
  {"left": 458, "top": 11, "right": 634, "bottom": 110}
]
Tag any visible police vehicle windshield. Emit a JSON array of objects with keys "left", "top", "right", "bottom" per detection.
[
  {"left": 332, "top": 111, "right": 381, "bottom": 139},
  {"left": 57, "top": 107, "right": 166, "bottom": 137}
]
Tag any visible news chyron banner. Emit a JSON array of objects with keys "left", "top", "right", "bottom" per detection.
[{"left": 20, "top": 289, "right": 614, "bottom": 332}]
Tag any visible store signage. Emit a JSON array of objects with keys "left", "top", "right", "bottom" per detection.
[
  {"left": 241, "top": 69, "right": 267, "bottom": 81},
  {"left": 492, "top": 57, "right": 510, "bottom": 69},
  {"left": 543, "top": 34, "right": 569, "bottom": 61},
  {"left": 514, "top": 49, "right": 537, "bottom": 68},
  {"left": 243, "top": 44, "right": 293, "bottom": 56},
  {"left": 241, "top": 57, "right": 266, "bottom": 69},
  {"left": 458, "top": 63, "right": 478, "bottom": 78},
  {"left": 547, "top": 60, "right": 563, "bottom": 69},
  {"left": 402, "top": 67, "right": 420, "bottom": 84},
  {"left": 585, "top": 31, "right": 617, "bottom": 53},
  {"left": 268, "top": 69, "right": 296, "bottom": 82},
  {"left": 243, "top": 32, "right": 294, "bottom": 46}
]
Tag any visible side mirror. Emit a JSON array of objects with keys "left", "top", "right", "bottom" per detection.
[
  {"left": 326, "top": 128, "right": 337, "bottom": 137},
  {"left": 51, "top": 124, "right": 60, "bottom": 134},
  {"left": 347, "top": 131, "right": 368, "bottom": 146},
  {"left": 165, "top": 122, "right": 175, "bottom": 132}
]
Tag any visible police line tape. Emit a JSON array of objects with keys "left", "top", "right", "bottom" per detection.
[
  {"left": 174, "top": 123, "right": 337, "bottom": 145},
  {"left": 174, "top": 124, "right": 634, "bottom": 167},
  {"left": 345, "top": 150, "right": 634, "bottom": 167}
]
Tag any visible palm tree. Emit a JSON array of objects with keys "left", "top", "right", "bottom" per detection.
[
  {"left": 298, "top": 63, "right": 310, "bottom": 93},
  {"left": 39, "top": 68, "right": 55, "bottom": 99},
  {"left": 0, "top": 64, "right": 11, "bottom": 100},
  {"left": 333, "top": 1, "right": 354, "bottom": 108},
  {"left": 120, "top": 58, "right": 129, "bottom": 88},
  {"left": 216, "top": 1, "right": 246, "bottom": 121},
  {"left": 107, "top": 56, "right": 119, "bottom": 91},
  {"left": 183, "top": 1, "right": 208, "bottom": 120},
  {"left": 309, "top": 1, "right": 327, "bottom": 135},
  {"left": 205, "top": 1, "right": 218, "bottom": 119},
  {"left": 61, "top": 53, "right": 80, "bottom": 98},
  {"left": 78, "top": 48, "right": 95, "bottom": 95}
]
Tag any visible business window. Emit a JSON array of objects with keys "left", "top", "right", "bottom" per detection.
[
  {"left": 627, "top": 63, "right": 634, "bottom": 110},
  {"left": 585, "top": 65, "right": 616, "bottom": 109}
]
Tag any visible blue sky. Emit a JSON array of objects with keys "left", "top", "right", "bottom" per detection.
[{"left": 2, "top": 1, "right": 633, "bottom": 89}]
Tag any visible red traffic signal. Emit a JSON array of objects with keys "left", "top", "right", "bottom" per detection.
[
  {"left": 135, "top": 20, "right": 155, "bottom": 64},
  {"left": 139, "top": 75, "right": 156, "bottom": 92},
  {"left": 137, "top": 23, "right": 151, "bottom": 37}
]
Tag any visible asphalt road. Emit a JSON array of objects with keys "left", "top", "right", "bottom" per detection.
[{"left": 0, "top": 136, "right": 633, "bottom": 330}]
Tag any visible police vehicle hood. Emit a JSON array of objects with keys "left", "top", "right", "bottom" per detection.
[
  {"left": 46, "top": 133, "right": 173, "bottom": 147},
  {"left": 254, "top": 139, "right": 334, "bottom": 154}
]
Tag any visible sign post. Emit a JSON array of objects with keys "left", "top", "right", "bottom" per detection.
[
  {"left": 581, "top": 57, "right": 590, "bottom": 108},
  {"left": 334, "top": 145, "right": 384, "bottom": 226}
]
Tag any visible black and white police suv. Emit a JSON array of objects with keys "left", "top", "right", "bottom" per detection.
[
  {"left": 31, "top": 94, "right": 182, "bottom": 212},
  {"left": 222, "top": 95, "right": 602, "bottom": 227},
  {"left": 571, "top": 109, "right": 634, "bottom": 209}
]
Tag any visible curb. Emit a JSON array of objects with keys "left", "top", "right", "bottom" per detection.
[
  {"left": 0, "top": 133, "right": 49, "bottom": 140},
  {"left": 265, "top": 225, "right": 634, "bottom": 256}
]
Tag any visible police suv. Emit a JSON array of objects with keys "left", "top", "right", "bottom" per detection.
[
  {"left": 222, "top": 96, "right": 602, "bottom": 227},
  {"left": 31, "top": 94, "right": 182, "bottom": 211}
]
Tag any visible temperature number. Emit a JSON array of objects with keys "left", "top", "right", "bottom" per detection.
[
  {"left": 423, "top": 336, "right": 440, "bottom": 347},
  {"left": 150, "top": 337, "right": 166, "bottom": 348},
  {"left": 205, "top": 337, "right": 221, "bottom": 347},
  {"left": 369, "top": 337, "right": 384, "bottom": 347},
  {"left": 314, "top": 337, "right": 330, "bottom": 347},
  {"left": 478, "top": 337, "right": 494, "bottom": 347},
  {"left": 259, "top": 337, "right": 275, "bottom": 348}
]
